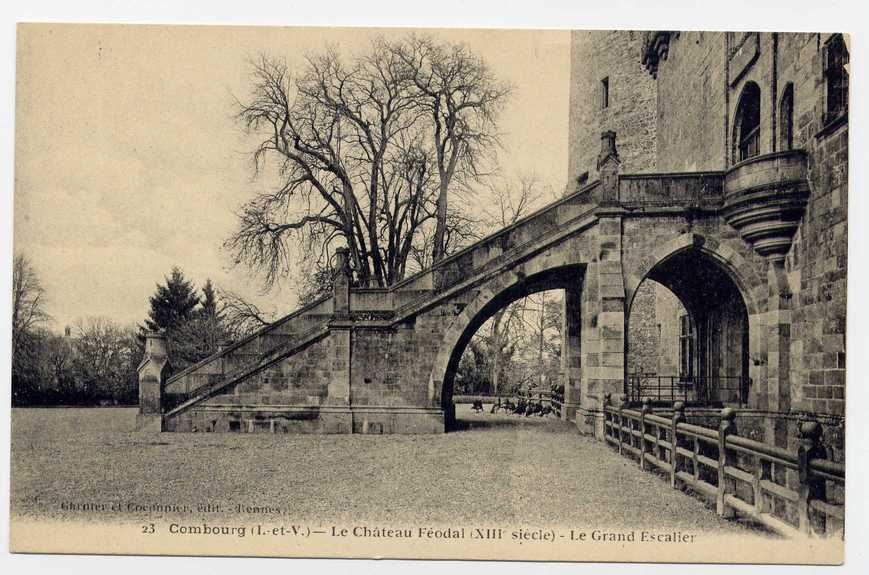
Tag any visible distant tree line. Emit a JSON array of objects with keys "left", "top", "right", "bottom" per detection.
[{"left": 11, "top": 254, "right": 271, "bottom": 407}]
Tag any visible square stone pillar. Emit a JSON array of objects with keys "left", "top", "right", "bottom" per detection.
[
  {"left": 577, "top": 131, "right": 627, "bottom": 439},
  {"left": 765, "top": 260, "right": 792, "bottom": 414},
  {"left": 561, "top": 286, "right": 582, "bottom": 420},
  {"left": 327, "top": 327, "right": 352, "bottom": 406},
  {"left": 325, "top": 247, "right": 353, "bottom": 432},
  {"left": 333, "top": 247, "right": 351, "bottom": 317},
  {"left": 136, "top": 332, "right": 168, "bottom": 432},
  {"left": 579, "top": 216, "right": 626, "bottom": 439}
]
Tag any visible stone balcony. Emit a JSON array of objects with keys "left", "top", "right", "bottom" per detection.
[{"left": 722, "top": 150, "right": 810, "bottom": 262}]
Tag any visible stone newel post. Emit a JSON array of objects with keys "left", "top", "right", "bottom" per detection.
[
  {"left": 327, "top": 247, "right": 353, "bottom": 418},
  {"left": 136, "top": 331, "right": 168, "bottom": 432},
  {"left": 333, "top": 246, "right": 351, "bottom": 318},
  {"left": 578, "top": 130, "right": 626, "bottom": 438}
]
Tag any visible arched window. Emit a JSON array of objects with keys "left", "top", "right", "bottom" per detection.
[
  {"left": 779, "top": 83, "right": 794, "bottom": 151},
  {"left": 823, "top": 34, "right": 849, "bottom": 123},
  {"left": 733, "top": 82, "right": 761, "bottom": 163}
]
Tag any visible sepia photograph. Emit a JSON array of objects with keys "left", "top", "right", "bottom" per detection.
[{"left": 4, "top": 2, "right": 861, "bottom": 569}]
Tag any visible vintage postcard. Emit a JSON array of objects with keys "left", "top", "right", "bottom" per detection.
[{"left": 10, "top": 23, "right": 848, "bottom": 564}]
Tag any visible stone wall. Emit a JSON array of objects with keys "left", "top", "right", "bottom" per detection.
[
  {"left": 655, "top": 284, "right": 682, "bottom": 376},
  {"left": 649, "top": 30, "right": 848, "bottom": 410},
  {"left": 627, "top": 281, "right": 659, "bottom": 375},
  {"left": 567, "top": 30, "right": 657, "bottom": 189},
  {"left": 646, "top": 31, "right": 848, "bottom": 451},
  {"left": 778, "top": 33, "right": 848, "bottom": 421},
  {"left": 627, "top": 280, "right": 684, "bottom": 376},
  {"left": 654, "top": 32, "right": 728, "bottom": 172}
]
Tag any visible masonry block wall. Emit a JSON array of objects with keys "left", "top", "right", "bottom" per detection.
[
  {"left": 644, "top": 31, "right": 847, "bottom": 455},
  {"left": 653, "top": 32, "right": 728, "bottom": 172},
  {"left": 567, "top": 30, "right": 657, "bottom": 190},
  {"left": 627, "top": 281, "right": 684, "bottom": 376},
  {"left": 655, "top": 284, "right": 683, "bottom": 376},
  {"left": 777, "top": 33, "right": 848, "bottom": 423},
  {"left": 627, "top": 281, "right": 659, "bottom": 375},
  {"left": 165, "top": 334, "right": 334, "bottom": 433}
]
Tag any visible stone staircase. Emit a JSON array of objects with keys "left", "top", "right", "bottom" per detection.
[{"left": 162, "top": 295, "right": 335, "bottom": 415}]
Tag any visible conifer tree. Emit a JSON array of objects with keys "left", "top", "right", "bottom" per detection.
[
  {"left": 144, "top": 267, "right": 200, "bottom": 334},
  {"left": 200, "top": 279, "right": 220, "bottom": 320},
  {"left": 142, "top": 267, "right": 200, "bottom": 369}
]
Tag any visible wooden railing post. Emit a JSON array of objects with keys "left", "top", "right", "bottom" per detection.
[
  {"left": 617, "top": 397, "right": 627, "bottom": 456},
  {"left": 797, "top": 420, "right": 825, "bottom": 536},
  {"left": 752, "top": 456, "right": 767, "bottom": 517},
  {"left": 670, "top": 401, "right": 684, "bottom": 489},
  {"left": 603, "top": 393, "right": 612, "bottom": 442},
  {"left": 717, "top": 407, "right": 736, "bottom": 517},
  {"left": 640, "top": 397, "right": 651, "bottom": 470}
]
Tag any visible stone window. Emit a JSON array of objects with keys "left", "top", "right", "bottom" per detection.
[
  {"left": 601, "top": 77, "right": 609, "bottom": 109},
  {"left": 779, "top": 83, "right": 794, "bottom": 151},
  {"left": 679, "top": 314, "right": 695, "bottom": 379},
  {"left": 822, "top": 34, "right": 848, "bottom": 125},
  {"left": 733, "top": 81, "right": 761, "bottom": 163}
]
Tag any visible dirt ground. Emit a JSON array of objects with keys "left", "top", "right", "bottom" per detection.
[{"left": 10, "top": 406, "right": 770, "bottom": 537}]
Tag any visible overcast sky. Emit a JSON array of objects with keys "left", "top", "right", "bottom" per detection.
[{"left": 14, "top": 24, "right": 570, "bottom": 329}]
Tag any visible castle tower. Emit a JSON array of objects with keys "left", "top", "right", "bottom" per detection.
[{"left": 566, "top": 30, "right": 658, "bottom": 192}]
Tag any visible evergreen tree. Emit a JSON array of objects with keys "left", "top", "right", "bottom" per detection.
[
  {"left": 142, "top": 267, "right": 200, "bottom": 370},
  {"left": 177, "top": 278, "right": 230, "bottom": 361},
  {"left": 200, "top": 279, "right": 220, "bottom": 320},
  {"left": 144, "top": 267, "right": 200, "bottom": 334}
]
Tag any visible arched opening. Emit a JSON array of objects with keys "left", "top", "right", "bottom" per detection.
[
  {"left": 733, "top": 81, "right": 761, "bottom": 163},
  {"left": 779, "top": 83, "right": 794, "bottom": 151},
  {"left": 441, "top": 265, "right": 584, "bottom": 430},
  {"left": 823, "top": 34, "right": 849, "bottom": 123},
  {"left": 626, "top": 248, "right": 749, "bottom": 406}
]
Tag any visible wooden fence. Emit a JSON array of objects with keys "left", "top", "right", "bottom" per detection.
[{"left": 602, "top": 395, "right": 844, "bottom": 538}]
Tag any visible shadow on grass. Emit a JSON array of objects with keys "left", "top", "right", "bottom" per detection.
[{"left": 450, "top": 415, "right": 563, "bottom": 432}]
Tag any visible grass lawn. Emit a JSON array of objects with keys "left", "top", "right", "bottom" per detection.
[{"left": 10, "top": 406, "right": 768, "bottom": 536}]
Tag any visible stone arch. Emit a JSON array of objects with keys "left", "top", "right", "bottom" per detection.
[
  {"left": 426, "top": 260, "right": 585, "bottom": 422},
  {"left": 624, "top": 233, "right": 757, "bottom": 405},
  {"left": 624, "top": 233, "right": 761, "bottom": 317}
]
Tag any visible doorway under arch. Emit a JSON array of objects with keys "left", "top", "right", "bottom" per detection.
[{"left": 626, "top": 247, "right": 750, "bottom": 406}]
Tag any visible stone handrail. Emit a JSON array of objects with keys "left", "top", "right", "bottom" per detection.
[
  {"left": 388, "top": 180, "right": 600, "bottom": 294},
  {"left": 164, "top": 294, "right": 333, "bottom": 389},
  {"left": 164, "top": 322, "right": 331, "bottom": 419},
  {"left": 618, "top": 171, "right": 725, "bottom": 207},
  {"left": 602, "top": 396, "right": 844, "bottom": 538}
]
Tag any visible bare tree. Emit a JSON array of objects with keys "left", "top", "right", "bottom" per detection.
[
  {"left": 481, "top": 172, "right": 555, "bottom": 233},
  {"left": 388, "top": 35, "right": 512, "bottom": 263},
  {"left": 227, "top": 36, "right": 509, "bottom": 294},
  {"left": 218, "top": 288, "right": 277, "bottom": 339},
  {"left": 71, "top": 317, "right": 130, "bottom": 399},
  {"left": 39, "top": 330, "right": 75, "bottom": 393},
  {"left": 408, "top": 202, "right": 483, "bottom": 272},
  {"left": 11, "top": 253, "right": 49, "bottom": 355},
  {"left": 228, "top": 45, "right": 438, "bottom": 291}
]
